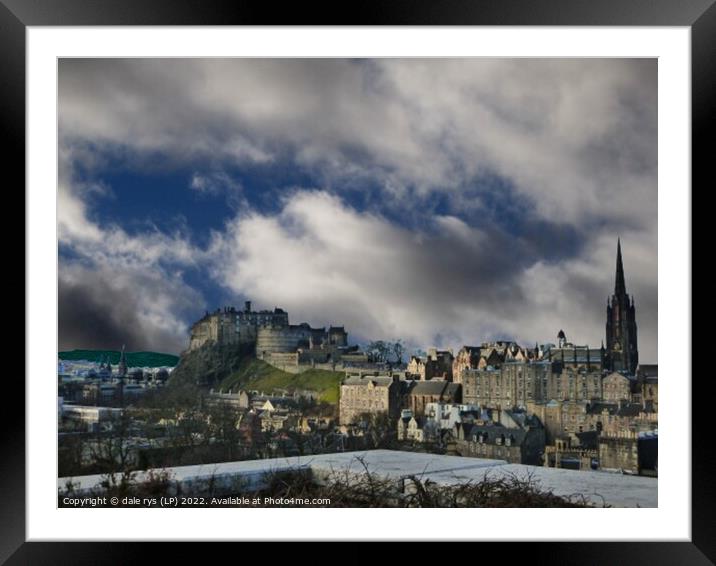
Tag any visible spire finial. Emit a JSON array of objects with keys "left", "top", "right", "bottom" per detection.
[{"left": 615, "top": 238, "right": 626, "bottom": 296}]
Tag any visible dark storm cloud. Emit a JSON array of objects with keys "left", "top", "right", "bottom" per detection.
[
  {"left": 58, "top": 59, "right": 657, "bottom": 226},
  {"left": 59, "top": 275, "right": 147, "bottom": 351},
  {"left": 58, "top": 266, "right": 202, "bottom": 354},
  {"left": 210, "top": 191, "right": 592, "bottom": 350},
  {"left": 58, "top": 58, "right": 658, "bottom": 361}
]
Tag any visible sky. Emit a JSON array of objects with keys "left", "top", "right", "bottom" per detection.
[{"left": 57, "top": 58, "right": 657, "bottom": 362}]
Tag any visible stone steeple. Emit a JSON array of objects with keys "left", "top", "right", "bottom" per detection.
[
  {"left": 118, "top": 344, "right": 128, "bottom": 378},
  {"left": 615, "top": 238, "right": 626, "bottom": 297},
  {"left": 605, "top": 239, "right": 639, "bottom": 375}
]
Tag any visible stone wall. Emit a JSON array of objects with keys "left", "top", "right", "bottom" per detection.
[
  {"left": 255, "top": 324, "right": 333, "bottom": 356},
  {"left": 261, "top": 352, "right": 300, "bottom": 370},
  {"left": 188, "top": 305, "right": 290, "bottom": 352},
  {"left": 598, "top": 433, "right": 639, "bottom": 473}
]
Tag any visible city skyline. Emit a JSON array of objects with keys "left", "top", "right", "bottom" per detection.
[{"left": 58, "top": 59, "right": 657, "bottom": 361}]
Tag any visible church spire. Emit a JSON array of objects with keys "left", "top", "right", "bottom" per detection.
[
  {"left": 606, "top": 239, "right": 639, "bottom": 375},
  {"left": 118, "top": 344, "right": 127, "bottom": 378},
  {"left": 615, "top": 238, "right": 626, "bottom": 296}
]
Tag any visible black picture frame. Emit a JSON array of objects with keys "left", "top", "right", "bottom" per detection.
[{"left": 4, "top": 0, "right": 708, "bottom": 562}]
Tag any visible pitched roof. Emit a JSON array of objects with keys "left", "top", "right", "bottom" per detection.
[
  {"left": 410, "top": 381, "right": 448, "bottom": 396},
  {"left": 586, "top": 402, "right": 619, "bottom": 415},
  {"left": 466, "top": 424, "right": 527, "bottom": 445},
  {"left": 342, "top": 375, "right": 394, "bottom": 387},
  {"left": 617, "top": 403, "right": 644, "bottom": 417},
  {"left": 637, "top": 364, "right": 658, "bottom": 380}
]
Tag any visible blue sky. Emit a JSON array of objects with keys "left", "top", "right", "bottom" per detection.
[{"left": 58, "top": 59, "right": 657, "bottom": 360}]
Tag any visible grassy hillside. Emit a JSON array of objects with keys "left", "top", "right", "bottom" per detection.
[
  {"left": 59, "top": 349, "right": 179, "bottom": 368},
  {"left": 168, "top": 343, "right": 253, "bottom": 388},
  {"left": 219, "top": 358, "right": 344, "bottom": 403}
]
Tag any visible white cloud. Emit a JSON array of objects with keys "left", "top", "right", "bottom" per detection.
[
  {"left": 57, "top": 151, "right": 207, "bottom": 352},
  {"left": 208, "top": 190, "right": 657, "bottom": 361},
  {"left": 57, "top": 58, "right": 658, "bottom": 361},
  {"left": 58, "top": 59, "right": 656, "bottom": 225}
]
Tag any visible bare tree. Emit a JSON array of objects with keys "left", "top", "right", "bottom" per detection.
[
  {"left": 366, "top": 340, "right": 390, "bottom": 363},
  {"left": 356, "top": 411, "right": 398, "bottom": 449},
  {"left": 87, "top": 411, "right": 138, "bottom": 495},
  {"left": 392, "top": 339, "right": 405, "bottom": 364}
]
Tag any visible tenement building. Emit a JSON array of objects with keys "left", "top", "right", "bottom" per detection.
[
  {"left": 406, "top": 380, "right": 462, "bottom": 416},
  {"left": 454, "top": 408, "right": 546, "bottom": 465},
  {"left": 339, "top": 374, "right": 463, "bottom": 425},
  {"left": 406, "top": 348, "right": 454, "bottom": 381},
  {"left": 452, "top": 342, "right": 533, "bottom": 384},
  {"left": 635, "top": 364, "right": 658, "bottom": 412},
  {"left": 339, "top": 375, "right": 408, "bottom": 425}
]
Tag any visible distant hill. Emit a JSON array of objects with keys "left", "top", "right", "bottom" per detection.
[{"left": 59, "top": 349, "right": 179, "bottom": 368}]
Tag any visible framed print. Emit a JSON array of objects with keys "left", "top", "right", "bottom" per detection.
[{"left": 5, "top": 0, "right": 710, "bottom": 562}]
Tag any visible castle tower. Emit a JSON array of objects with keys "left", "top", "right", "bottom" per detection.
[{"left": 605, "top": 239, "right": 639, "bottom": 374}]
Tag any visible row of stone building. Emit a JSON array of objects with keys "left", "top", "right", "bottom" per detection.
[
  {"left": 339, "top": 362, "right": 657, "bottom": 473},
  {"left": 341, "top": 362, "right": 658, "bottom": 424},
  {"left": 339, "top": 373, "right": 462, "bottom": 425},
  {"left": 460, "top": 362, "right": 656, "bottom": 409},
  {"left": 405, "top": 332, "right": 611, "bottom": 385}
]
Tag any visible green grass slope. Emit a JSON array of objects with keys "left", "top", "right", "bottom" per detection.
[
  {"left": 168, "top": 343, "right": 253, "bottom": 388},
  {"left": 219, "top": 358, "right": 343, "bottom": 403}
]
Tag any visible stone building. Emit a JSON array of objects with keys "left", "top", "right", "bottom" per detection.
[
  {"left": 452, "top": 346, "right": 481, "bottom": 384},
  {"left": 452, "top": 342, "right": 534, "bottom": 384},
  {"left": 339, "top": 374, "right": 407, "bottom": 425},
  {"left": 454, "top": 409, "right": 545, "bottom": 465},
  {"left": 462, "top": 358, "right": 606, "bottom": 409},
  {"left": 636, "top": 364, "right": 658, "bottom": 412},
  {"left": 407, "top": 348, "right": 454, "bottom": 381},
  {"left": 406, "top": 356, "right": 427, "bottom": 379},
  {"left": 396, "top": 411, "right": 426, "bottom": 442},
  {"left": 424, "top": 402, "right": 482, "bottom": 435},
  {"left": 405, "top": 380, "right": 462, "bottom": 417},
  {"left": 205, "top": 389, "right": 251, "bottom": 410},
  {"left": 585, "top": 401, "right": 658, "bottom": 437},
  {"left": 598, "top": 432, "right": 640, "bottom": 474},
  {"left": 256, "top": 322, "right": 345, "bottom": 356},
  {"left": 605, "top": 239, "right": 639, "bottom": 375},
  {"left": 327, "top": 326, "right": 349, "bottom": 346},
  {"left": 544, "top": 330, "right": 604, "bottom": 371},
  {"left": 602, "top": 371, "right": 634, "bottom": 403},
  {"left": 542, "top": 433, "right": 599, "bottom": 471},
  {"left": 526, "top": 400, "right": 596, "bottom": 442},
  {"left": 462, "top": 367, "right": 501, "bottom": 405},
  {"left": 545, "top": 366, "right": 603, "bottom": 402},
  {"left": 525, "top": 396, "right": 658, "bottom": 446},
  {"left": 257, "top": 408, "right": 298, "bottom": 433},
  {"left": 188, "top": 301, "right": 350, "bottom": 363},
  {"left": 189, "top": 301, "right": 289, "bottom": 351},
  {"left": 462, "top": 361, "right": 552, "bottom": 408}
]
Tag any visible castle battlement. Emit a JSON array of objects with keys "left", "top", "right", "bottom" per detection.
[{"left": 188, "top": 301, "right": 348, "bottom": 358}]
